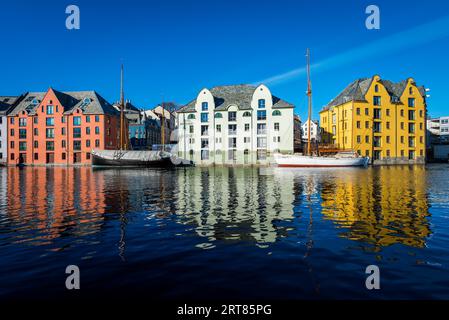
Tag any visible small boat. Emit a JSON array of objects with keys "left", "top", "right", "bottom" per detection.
[
  {"left": 274, "top": 49, "right": 369, "bottom": 168},
  {"left": 274, "top": 152, "right": 369, "bottom": 168}
]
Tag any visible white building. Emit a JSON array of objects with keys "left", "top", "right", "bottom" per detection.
[
  {"left": 0, "top": 96, "right": 21, "bottom": 165},
  {"left": 427, "top": 116, "right": 449, "bottom": 145},
  {"left": 301, "top": 119, "right": 320, "bottom": 143},
  {"left": 176, "top": 84, "right": 294, "bottom": 165}
]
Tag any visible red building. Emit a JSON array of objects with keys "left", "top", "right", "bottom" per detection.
[{"left": 7, "top": 88, "right": 120, "bottom": 165}]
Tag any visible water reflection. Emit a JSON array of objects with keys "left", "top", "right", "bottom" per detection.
[{"left": 0, "top": 166, "right": 431, "bottom": 251}]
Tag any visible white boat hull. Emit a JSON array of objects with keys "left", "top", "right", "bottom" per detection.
[{"left": 274, "top": 154, "right": 369, "bottom": 167}]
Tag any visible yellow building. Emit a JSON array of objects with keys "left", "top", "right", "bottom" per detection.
[{"left": 320, "top": 75, "right": 427, "bottom": 164}]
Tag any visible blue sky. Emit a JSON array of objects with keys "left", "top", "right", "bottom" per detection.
[{"left": 1, "top": 0, "right": 448, "bottom": 120}]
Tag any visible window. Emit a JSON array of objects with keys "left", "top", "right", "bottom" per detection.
[
  {"left": 375, "top": 84, "right": 379, "bottom": 92},
  {"left": 409, "top": 123, "right": 415, "bottom": 134},
  {"left": 10, "top": 118, "right": 14, "bottom": 125},
  {"left": 357, "top": 135, "right": 361, "bottom": 143},
  {"left": 257, "top": 110, "right": 266, "bottom": 121},
  {"left": 34, "top": 117, "right": 38, "bottom": 124},
  {"left": 201, "top": 113, "right": 209, "bottom": 123},
  {"left": 386, "top": 136, "right": 391, "bottom": 144},
  {"left": 386, "top": 122, "right": 390, "bottom": 130},
  {"left": 373, "top": 96, "right": 381, "bottom": 106},
  {"left": 201, "top": 138, "right": 209, "bottom": 149},
  {"left": 244, "top": 137, "right": 250, "bottom": 143},
  {"left": 272, "top": 110, "right": 281, "bottom": 116},
  {"left": 95, "top": 139, "right": 100, "bottom": 147},
  {"left": 34, "top": 141, "right": 38, "bottom": 148},
  {"left": 216, "top": 124, "right": 221, "bottom": 132},
  {"left": 365, "top": 121, "right": 369, "bottom": 129},
  {"left": 47, "top": 105, "right": 54, "bottom": 114},
  {"left": 46, "top": 128, "right": 54, "bottom": 138},
  {"left": 46, "top": 141, "right": 55, "bottom": 151},
  {"left": 374, "top": 109, "right": 381, "bottom": 120},
  {"left": 215, "top": 113, "right": 222, "bottom": 118},
  {"left": 356, "top": 108, "right": 361, "bottom": 115},
  {"left": 258, "top": 99, "right": 265, "bottom": 109},
  {"left": 245, "top": 123, "right": 250, "bottom": 131},
  {"left": 86, "top": 127, "right": 91, "bottom": 135},
  {"left": 94, "top": 115, "right": 99, "bottom": 122},
  {"left": 19, "top": 142, "right": 27, "bottom": 151},
  {"left": 10, "top": 129, "right": 14, "bottom": 136},
  {"left": 19, "top": 129, "right": 27, "bottom": 139},
  {"left": 201, "top": 150, "right": 209, "bottom": 160},
  {"left": 73, "top": 140, "right": 81, "bottom": 151},
  {"left": 61, "top": 116, "right": 66, "bottom": 123},
  {"left": 400, "top": 122, "right": 404, "bottom": 130},
  {"left": 257, "top": 137, "right": 267, "bottom": 148},
  {"left": 228, "top": 137, "right": 237, "bottom": 148},
  {"left": 95, "top": 127, "right": 100, "bottom": 134},
  {"left": 408, "top": 110, "right": 415, "bottom": 121},
  {"left": 189, "top": 125, "right": 194, "bottom": 134},
  {"left": 86, "top": 115, "right": 91, "bottom": 123},
  {"left": 408, "top": 98, "right": 415, "bottom": 108},
  {"left": 365, "top": 136, "right": 370, "bottom": 143},
  {"left": 400, "top": 110, "right": 404, "bottom": 117},
  {"left": 243, "top": 111, "right": 251, "bottom": 117},
  {"left": 228, "top": 124, "right": 237, "bottom": 135},
  {"left": 228, "top": 112, "right": 237, "bottom": 122},
  {"left": 10, "top": 141, "right": 14, "bottom": 148},
  {"left": 257, "top": 123, "right": 266, "bottom": 135},
  {"left": 365, "top": 108, "right": 369, "bottom": 116},
  {"left": 332, "top": 114, "right": 336, "bottom": 124},
  {"left": 46, "top": 117, "right": 54, "bottom": 126},
  {"left": 356, "top": 121, "right": 361, "bottom": 129},
  {"left": 19, "top": 118, "right": 27, "bottom": 127},
  {"left": 257, "top": 150, "right": 267, "bottom": 160},
  {"left": 386, "top": 109, "right": 390, "bottom": 117},
  {"left": 201, "top": 125, "right": 208, "bottom": 136},
  {"left": 202, "top": 102, "right": 208, "bottom": 111},
  {"left": 73, "top": 116, "right": 81, "bottom": 126},
  {"left": 62, "top": 140, "right": 66, "bottom": 148},
  {"left": 274, "top": 123, "right": 280, "bottom": 131},
  {"left": 62, "top": 153, "right": 66, "bottom": 160},
  {"left": 73, "top": 127, "right": 81, "bottom": 138}
]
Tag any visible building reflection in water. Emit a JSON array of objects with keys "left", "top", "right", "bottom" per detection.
[
  {"left": 0, "top": 165, "right": 431, "bottom": 252},
  {"left": 175, "top": 167, "right": 297, "bottom": 247},
  {"left": 319, "top": 166, "right": 431, "bottom": 248},
  {"left": 4, "top": 167, "right": 108, "bottom": 246}
]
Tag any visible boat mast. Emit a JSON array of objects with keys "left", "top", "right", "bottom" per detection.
[
  {"left": 306, "top": 48, "right": 313, "bottom": 156},
  {"left": 120, "top": 64, "right": 126, "bottom": 150},
  {"left": 160, "top": 97, "right": 165, "bottom": 152}
]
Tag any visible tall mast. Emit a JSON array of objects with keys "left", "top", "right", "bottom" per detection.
[
  {"left": 120, "top": 64, "right": 125, "bottom": 150},
  {"left": 160, "top": 97, "right": 165, "bottom": 151},
  {"left": 306, "top": 48, "right": 313, "bottom": 156}
]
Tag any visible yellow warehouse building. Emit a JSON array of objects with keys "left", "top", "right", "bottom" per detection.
[{"left": 320, "top": 75, "right": 427, "bottom": 164}]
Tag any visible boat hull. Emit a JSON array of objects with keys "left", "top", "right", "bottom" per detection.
[
  {"left": 91, "top": 154, "right": 174, "bottom": 167},
  {"left": 274, "top": 154, "right": 369, "bottom": 168},
  {"left": 91, "top": 149, "right": 194, "bottom": 167}
]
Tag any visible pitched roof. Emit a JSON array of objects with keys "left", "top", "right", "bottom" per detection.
[
  {"left": 0, "top": 96, "right": 21, "bottom": 115},
  {"left": 322, "top": 77, "right": 427, "bottom": 111},
  {"left": 8, "top": 90, "right": 119, "bottom": 116},
  {"left": 178, "top": 84, "right": 294, "bottom": 113}
]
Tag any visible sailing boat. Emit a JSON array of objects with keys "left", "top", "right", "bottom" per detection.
[
  {"left": 274, "top": 49, "right": 369, "bottom": 168},
  {"left": 91, "top": 65, "right": 193, "bottom": 167}
]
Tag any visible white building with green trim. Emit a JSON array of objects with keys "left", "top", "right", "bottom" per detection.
[{"left": 176, "top": 84, "right": 294, "bottom": 165}]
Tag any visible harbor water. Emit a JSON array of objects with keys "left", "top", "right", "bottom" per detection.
[{"left": 0, "top": 165, "right": 448, "bottom": 300}]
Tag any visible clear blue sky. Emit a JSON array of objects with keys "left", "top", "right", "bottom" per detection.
[{"left": 1, "top": 0, "right": 449, "bottom": 120}]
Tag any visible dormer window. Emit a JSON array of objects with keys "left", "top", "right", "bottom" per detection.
[
  {"left": 375, "top": 84, "right": 379, "bottom": 93},
  {"left": 202, "top": 102, "right": 208, "bottom": 111},
  {"left": 258, "top": 99, "right": 265, "bottom": 109},
  {"left": 409, "top": 87, "right": 413, "bottom": 95}
]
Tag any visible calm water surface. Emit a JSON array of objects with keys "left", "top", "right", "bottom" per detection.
[{"left": 0, "top": 165, "right": 449, "bottom": 300}]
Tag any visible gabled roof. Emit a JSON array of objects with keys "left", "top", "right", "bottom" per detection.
[
  {"left": 0, "top": 96, "right": 22, "bottom": 115},
  {"left": 178, "top": 84, "right": 294, "bottom": 113},
  {"left": 8, "top": 90, "right": 119, "bottom": 116},
  {"left": 322, "top": 77, "right": 426, "bottom": 111}
]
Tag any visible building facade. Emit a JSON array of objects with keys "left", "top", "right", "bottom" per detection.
[
  {"left": 7, "top": 88, "right": 120, "bottom": 165},
  {"left": 153, "top": 103, "right": 177, "bottom": 145},
  {"left": 320, "top": 76, "right": 427, "bottom": 164},
  {"left": 301, "top": 119, "right": 320, "bottom": 143},
  {"left": 176, "top": 84, "right": 294, "bottom": 165},
  {"left": 427, "top": 116, "right": 449, "bottom": 145},
  {"left": 0, "top": 96, "right": 23, "bottom": 165}
]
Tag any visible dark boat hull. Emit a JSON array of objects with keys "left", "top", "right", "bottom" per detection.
[{"left": 91, "top": 154, "right": 174, "bottom": 167}]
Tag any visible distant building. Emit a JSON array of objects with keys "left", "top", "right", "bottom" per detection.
[
  {"left": 427, "top": 116, "right": 449, "bottom": 145},
  {"left": 8, "top": 88, "right": 120, "bottom": 165},
  {"left": 320, "top": 75, "right": 427, "bottom": 164},
  {"left": 293, "top": 115, "right": 302, "bottom": 152},
  {"left": 152, "top": 103, "right": 177, "bottom": 144},
  {"left": 176, "top": 84, "right": 294, "bottom": 165},
  {"left": 301, "top": 119, "right": 320, "bottom": 143},
  {"left": 0, "top": 95, "right": 23, "bottom": 165}
]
